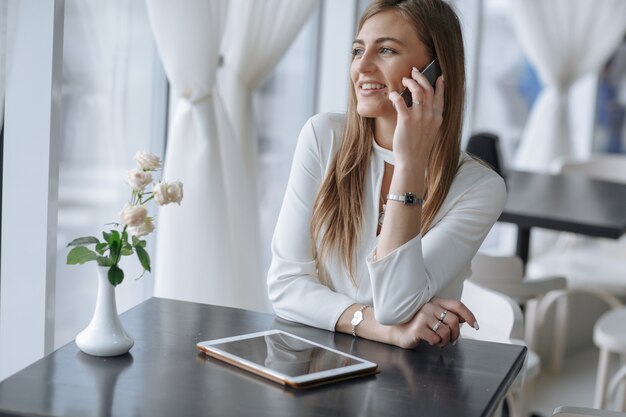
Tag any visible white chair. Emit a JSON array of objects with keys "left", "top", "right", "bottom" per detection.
[
  {"left": 461, "top": 280, "right": 540, "bottom": 417},
  {"left": 470, "top": 254, "right": 567, "bottom": 354},
  {"left": 527, "top": 154, "right": 626, "bottom": 371},
  {"left": 551, "top": 405, "right": 626, "bottom": 417},
  {"left": 593, "top": 307, "right": 626, "bottom": 411}
]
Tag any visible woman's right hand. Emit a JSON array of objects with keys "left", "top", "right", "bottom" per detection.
[{"left": 389, "top": 297, "right": 478, "bottom": 349}]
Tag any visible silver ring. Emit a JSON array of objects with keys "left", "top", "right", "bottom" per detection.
[
  {"left": 439, "top": 310, "right": 448, "bottom": 321},
  {"left": 432, "top": 320, "right": 443, "bottom": 332}
]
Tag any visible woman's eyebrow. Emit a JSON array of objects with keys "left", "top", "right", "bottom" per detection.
[{"left": 352, "top": 37, "right": 407, "bottom": 47}]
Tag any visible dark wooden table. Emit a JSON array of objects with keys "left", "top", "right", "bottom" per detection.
[
  {"left": 0, "top": 298, "right": 526, "bottom": 417},
  {"left": 499, "top": 170, "right": 626, "bottom": 264}
]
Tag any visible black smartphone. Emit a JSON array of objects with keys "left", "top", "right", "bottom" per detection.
[{"left": 400, "top": 57, "right": 442, "bottom": 107}]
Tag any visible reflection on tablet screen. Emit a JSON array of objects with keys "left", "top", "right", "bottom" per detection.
[{"left": 213, "top": 333, "right": 358, "bottom": 377}]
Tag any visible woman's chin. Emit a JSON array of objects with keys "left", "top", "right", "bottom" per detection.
[{"left": 356, "top": 103, "right": 393, "bottom": 119}]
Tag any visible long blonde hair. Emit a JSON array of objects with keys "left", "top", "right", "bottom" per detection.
[{"left": 311, "top": 0, "right": 465, "bottom": 286}]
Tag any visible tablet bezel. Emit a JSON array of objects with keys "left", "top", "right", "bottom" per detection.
[{"left": 196, "top": 329, "right": 378, "bottom": 388}]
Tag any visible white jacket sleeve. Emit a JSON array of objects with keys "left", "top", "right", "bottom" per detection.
[
  {"left": 367, "top": 168, "right": 507, "bottom": 325},
  {"left": 267, "top": 116, "right": 355, "bottom": 331}
]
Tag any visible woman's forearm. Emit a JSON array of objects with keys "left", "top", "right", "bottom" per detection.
[
  {"left": 376, "top": 163, "right": 425, "bottom": 258},
  {"left": 335, "top": 303, "right": 396, "bottom": 345}
]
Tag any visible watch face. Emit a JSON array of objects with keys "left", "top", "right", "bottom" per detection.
[{"left": 405, "top": 193, "right": 416, "bottom": 205}]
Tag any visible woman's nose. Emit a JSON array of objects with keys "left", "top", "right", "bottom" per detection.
[{"left": 354, "top": 51, "right": 376, "bottom": 73}]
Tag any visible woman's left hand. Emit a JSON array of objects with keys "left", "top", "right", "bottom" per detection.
[{"left": 388, "top": 70, "right": 445, "bottom": 169}]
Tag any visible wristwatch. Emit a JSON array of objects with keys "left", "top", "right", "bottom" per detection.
[
  {"left": 386, "top": 192, "right": 424, "bottom": 206},
  {"left": 351, "top": 305, "right": 370, "bottom": 337}
]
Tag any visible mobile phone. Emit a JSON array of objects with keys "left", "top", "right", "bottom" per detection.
[{"left": 400, "top": 57, "right": 442, "bottom": 107}]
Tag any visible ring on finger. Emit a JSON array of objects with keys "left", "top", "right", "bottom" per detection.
[
  {"left": 439, "top": 310, "right": 448, "bottom": 321},
  {"left": 432, "top": 319, "right": 443, "bottom": 332}
]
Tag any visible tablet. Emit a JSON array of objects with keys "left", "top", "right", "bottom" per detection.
[{"left": 196, "top": 330, "right": 378, "bottom": 388}]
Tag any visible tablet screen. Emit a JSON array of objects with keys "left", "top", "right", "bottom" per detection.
[
  {"left": 213, "top": 332, "right": 359, "bottom": 377},
  {"left": 197, "top": 330, "right": 378, "bottom": 387}
]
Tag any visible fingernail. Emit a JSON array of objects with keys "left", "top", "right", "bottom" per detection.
[
  {"left": 441, "top": 74, "right": 445, "bottom": 82},
  {"left": 474, "top": 321, "right": 480, "bottom": 330},
  {"left": 412, "top": 66, "right": 419, "bottom": 73},
  {"left": 452, "top": 339, "right": 458, "bottom": 346}
]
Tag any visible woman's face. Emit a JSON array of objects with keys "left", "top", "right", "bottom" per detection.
[{"left": 351, "top": 10, "right": 431, "bottom": 119}]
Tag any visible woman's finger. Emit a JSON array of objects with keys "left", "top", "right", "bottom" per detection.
[
  {"left": 411, "top": 66, "right": 435, "bottom": 108},
  {"left": 388, "top": 90, "right": 410, "bottom": 117},
  {"left": 433, "top": 319, "right": 451, "bottom": 348},
  {"left": 401, "top": 76, "right": 423, "bottom": 107},
  {"left": 423, "top": 322, "right": 442, "bottom": 346},
  {"left": 432, "top": 297, "right": 479, "bottom": 330},
  {"left": 438, "top": 309, "right": 460, "bottom": 342}
]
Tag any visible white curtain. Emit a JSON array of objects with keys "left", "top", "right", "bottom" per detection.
[
  {"left": 509, "top": 0, "right": 626, "bottom": 172},
  {"left": 146, "top": 0, "right": 266, "bottom": 311},
  {"left": 219, "top": 0, "right": 316, "bottom": 173}
]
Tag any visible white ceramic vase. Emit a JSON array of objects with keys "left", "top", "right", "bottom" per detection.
[{"left": 75, "top": 266, "right": 134, "bottom": 356}]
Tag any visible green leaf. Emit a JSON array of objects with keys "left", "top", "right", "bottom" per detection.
[
  {"left": 67, "top": 246, "right": 98, "bottom": 265},
  {"left": 107, "top": 230, "right": 122, "bottom": 260},
  {"left": 135, "top": 245, "right": 151, "bottom": 272},
  {"left": 96, "top": 256, "right": 115, "bottom": 267},
  {"left": 103, "top": 231, "right": 111, "bottom": 242},
  {"left": 122, "top": 235, "right": 133, "bottom": 254},
  {"left": 67, "top": 236, "right": 100, "bottom": 247},
  {"left": 132, "top": 235, "right": 147, "bottom": 248},
  {"left": 110, "top": 230, "right": 120, "bottom": 240},
  {"left": 108, "top": 264, "right": 124, "bottom": 286},
  {"left": 121, "top": 247, "right": 134, "bottom": 256},
  {"left": 95, "top": 242, "right": 108, "bottom": 255}
]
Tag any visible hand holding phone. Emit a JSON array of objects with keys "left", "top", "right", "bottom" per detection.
[{"left": 400, "top": 57, "right": 442, "bottom": 107}]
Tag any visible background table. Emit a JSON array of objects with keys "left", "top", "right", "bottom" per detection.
[
  {"left": 499, "top": 170, "right": 626, "bottom": 264},
  {"left": 0, "top": 298, "right": 526, "bottom": 417}
]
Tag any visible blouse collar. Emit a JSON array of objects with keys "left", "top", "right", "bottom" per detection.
[{"left": 372, "top": 138, "right": 395, "bottom": 165}]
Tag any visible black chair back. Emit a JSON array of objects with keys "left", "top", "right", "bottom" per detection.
[{"left": 466, "top": 132, "right": 507, "bottom": 180}]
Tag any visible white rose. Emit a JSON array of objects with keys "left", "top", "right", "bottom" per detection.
[
  {"left": 125, "top": 168, "right": 153, "bottom": 191},
  {"left": 134, "top": 151, "right": 162, "bottom": 171},
  {"left": 128, "top": 217, "right": 155, "bottom": 237},
  {"left": 119, "top": 204, "right": 148, "bottom": 227},
  {"left": 153, "top": 181, "right": 184, "bottom": 205}
]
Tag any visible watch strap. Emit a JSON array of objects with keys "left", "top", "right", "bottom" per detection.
[{"left": 386, "top": 192, "right": 424, "bottom": 206}]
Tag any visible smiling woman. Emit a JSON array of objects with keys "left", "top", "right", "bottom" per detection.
[{"left": 267, "top": 0, "right": 506, "bottom": 350}]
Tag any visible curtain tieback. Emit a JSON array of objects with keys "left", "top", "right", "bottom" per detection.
[{"left": 177, "top": 91, "right": 214, "bottom": 110}]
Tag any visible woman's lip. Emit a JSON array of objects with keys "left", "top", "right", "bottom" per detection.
[{"left": 358, "top": 87, "right": 387, "bottom": 98}]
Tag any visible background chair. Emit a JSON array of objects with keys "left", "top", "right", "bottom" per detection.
[
  {"left": 465, "top": 132, "right": 507, "bottom": 180},
  {"left": 469, "top": 254, "right": 567, "bottom": 364},
  {"left": 593, "top": 306, "right": 626, "bottom": 411},
  {"left": 527, "top": 154, "right": 626, "bottom": 371},
  {"left": 461, "top": 280, "right": 539, "bottom": 417},
  {"left": 551, "top": 405, "right": 626, "bottom": 417}
]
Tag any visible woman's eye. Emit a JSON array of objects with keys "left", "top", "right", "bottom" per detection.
[
  {"left": 351, "top": 48, "right": 364, "bottom": 57},
  {"left": 380, "top": 47, "right": 396, "bottom": 55}
]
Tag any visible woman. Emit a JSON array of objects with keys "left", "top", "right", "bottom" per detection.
[{"left": 267, "top": 0, "right": 506, "bottom": 349}]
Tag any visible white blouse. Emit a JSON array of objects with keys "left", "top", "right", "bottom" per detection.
[{"left": 267, "top": 112, "right": 507, "bottom": 331}]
